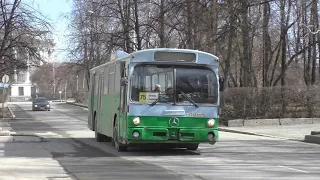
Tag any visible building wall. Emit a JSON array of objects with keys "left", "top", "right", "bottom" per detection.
[
  {"left": 10, "top": 84, "right": 32, "bottom": 101},
  {"left": 9, "top": 37, "right": 55, "bottom": 101}
]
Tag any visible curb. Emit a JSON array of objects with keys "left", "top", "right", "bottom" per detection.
[
  {"left": 227, "top": 118, "right": 320, "bottom": 127},
  {"left": 66, "top": 102, "right": 88, "bottom": 108},
  {"left": 218, "top": 127, "right": 299, "bottom": 141},
  {"left": 7, "top": 104, "right": 16, "bottom": 119},
  {"left": 304, "top": 135, "right": 320, "bottom": 145},
  {"left": 0, "top": 135, "right": 44, "bottom": 143}
]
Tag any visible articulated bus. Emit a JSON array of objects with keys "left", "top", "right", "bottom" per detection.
[{"left": 88, "top": 48, "right": 221, "bottom": 151}]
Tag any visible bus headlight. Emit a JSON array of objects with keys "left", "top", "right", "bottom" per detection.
[
  {"left": 207, "top": 119, "right": 215, "bottom": 127},
  {"left": 133, "top": 117, "right": 140, "bottom": 125}
]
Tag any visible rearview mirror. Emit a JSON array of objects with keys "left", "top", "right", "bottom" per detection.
[
  {"left": 219, "top": 76, "right": 224, "bottom": 92},
  {"left": 121, "top": 77, "right": 128, "bottom": 86}
]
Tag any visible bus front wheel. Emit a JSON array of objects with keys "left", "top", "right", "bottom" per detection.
[{"left": 112, "top": 119, "right": 127, "bottom": 152}]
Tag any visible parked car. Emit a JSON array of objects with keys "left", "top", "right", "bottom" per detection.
[{"left": 32, "top": 97, "right": 50, "bottom": 111}]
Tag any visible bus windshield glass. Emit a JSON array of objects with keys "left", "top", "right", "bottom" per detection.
[{"left": 130, "top": 64, "right": 218, "bottom": 105}]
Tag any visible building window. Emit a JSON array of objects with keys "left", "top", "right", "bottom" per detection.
[
  {"left": 18, "top": 71, "right": 26, "bottom": 82},
  {"left": 19, "top": 87, "right": 24, "bottom": 96}
]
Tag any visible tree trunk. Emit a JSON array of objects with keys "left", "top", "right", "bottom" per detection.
[
  {"left": 211, "top": 0, "right": 218, "bottom": 54},
  {"left": 262, "top": 2, "right": 271, "bottom": 87},
  {"left": 186, "top": 0, "right": 193, "bottom": 49},
  {"left": 316, "top": 1, "right": 320, "bottom": 79},
  {"left": 222, "top": 0, "right": 236, "bottom": 91},
  {"left": 280, "top": 0, "right": 287, "bottom": 87},
  {"left": 240, "top": 0, "right": 251, "bottom": 87},
  {"left": 159, "top": 0, "right": 165, "bottom": 47},
  {"left": 310, "top": 0, "right": 317, "bottom": 85},
  {"left": 133, "top": 0, "right": 141, "bottom": 50},
  {"left": 302, "top": 0, "right": 309, "bottom": 85}
]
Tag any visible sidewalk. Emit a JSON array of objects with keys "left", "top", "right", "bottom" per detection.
[
  {"left": 0, "top": 104, "right": 43, "bottom": 143},
  {"left": 0, "top": 104, "right": 74, "bottom": 180},
  {"left": 219, "top": 124, "right": 320, "bottom": 144},
  {"left": 0, "top": 143, "right": 73, "bottom": 180},
  {"left": 0, "top": 102, "right": 15, "bottom": 119}
]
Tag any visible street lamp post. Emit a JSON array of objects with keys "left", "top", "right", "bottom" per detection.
[
  {"left": 76, "top": 75, "right": 79, "bottom": 91},
  {"left": 49, "top": 49, "right": 56, "bottom": 99},
  {"left": 65, "top": 81, "right": 67, "bottom": 102},
  {"left": 13, "top": 48, "right": 17, "bottom": 82},
  {"left": 25, "top": 48, "right": 30, "bottom": 83}
]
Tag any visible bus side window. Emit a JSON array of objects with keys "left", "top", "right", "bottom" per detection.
[
  {"left": 104, "top": 67, "right": 109, "bottom": 94},
  {"left": 95, "top": 75, "right": 99, "bottom": 95},
  {"left": 115, "top": 63, "right": 121, "bottom": 93},
  {"left": 109, "top": 65, "right": 115, "bottom": 93}
]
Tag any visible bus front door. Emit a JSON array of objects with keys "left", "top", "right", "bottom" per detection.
[{"left": 88, "top": 73, "right": 95, "bottom": 130}]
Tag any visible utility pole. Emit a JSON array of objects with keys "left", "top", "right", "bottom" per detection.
[
  {"left": 64, "top": 81, "right": 67, "bottom": 102},
  {"left": 1, "top": 74, "right": 9, "bottom": 119}
]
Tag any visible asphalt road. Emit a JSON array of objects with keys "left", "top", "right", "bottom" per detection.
[{"left": 5, "top": 102, "right": 320, "bottom": 180}]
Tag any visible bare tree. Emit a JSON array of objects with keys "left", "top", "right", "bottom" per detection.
[
  {"left": 0, "top": 0, "right": 51, "bottom": 78},
  {"left": 67, "top": 0, "right": 320, "bottom": 89}
]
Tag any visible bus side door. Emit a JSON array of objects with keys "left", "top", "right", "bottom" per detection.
[
  {"left": 118, "top": 61, "right": 128, "bottom": 142},
  {"left": 97, "top": 74, "right": 104, "bottom": 133}
]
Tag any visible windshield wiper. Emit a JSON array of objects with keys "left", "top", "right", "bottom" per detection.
[
  {"left": 178, "top": 90, "right": 199, "bottom": 108},
  {"left": 150, "top": 98, "right": 159, "bottom": 106}
]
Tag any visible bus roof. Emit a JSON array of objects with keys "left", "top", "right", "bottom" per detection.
[
  {"left": 131, "top": 48, "right": 218, "bottom": 63},
  {"left": 132, "top": 48, "right": 218, "bottom": 57},
  {"left": 91, "top": 48, "right": 218, "bottom": 71}
]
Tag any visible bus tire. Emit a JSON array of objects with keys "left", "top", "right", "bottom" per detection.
[
  {"left": 94, "top": 115, "right": 105, "bottom": 142},
  {"left": 112, "top": 118, "right": 127, "bottom": 152},
  {"left": 186, "top": 143, "right": 199, "bottom": 151}
]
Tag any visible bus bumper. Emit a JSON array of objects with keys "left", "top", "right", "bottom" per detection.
[{"left": 126, "top": 128, "right": 218, "bottom": 144}]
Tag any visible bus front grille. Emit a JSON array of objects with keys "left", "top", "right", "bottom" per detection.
[{"left": 153, "top": 132, "right": 167, "bottom": 137}]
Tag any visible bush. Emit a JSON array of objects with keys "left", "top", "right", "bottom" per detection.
[
  {"left": 73, "top": 91, "right": 88, "bottom": 104},
  {"left": 220, "top": 86, "right": 320, "bottom": 124}
]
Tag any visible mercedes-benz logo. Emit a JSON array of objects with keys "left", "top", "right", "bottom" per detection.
[{"left": 169, "top": 117, "right": 179, "bottom": 127}]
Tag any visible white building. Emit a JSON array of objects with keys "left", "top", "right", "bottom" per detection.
[{"left": 10, "top": 35, "right": 55, "bottom": 101}]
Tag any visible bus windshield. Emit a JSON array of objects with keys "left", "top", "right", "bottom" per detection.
[{"left": 130, "top": 64, "right": 218, "bottom": 105}]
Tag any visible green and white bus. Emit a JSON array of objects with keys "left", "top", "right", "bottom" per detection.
[{"left": 88, "top": 48, "right": 221, "bottom": 151}]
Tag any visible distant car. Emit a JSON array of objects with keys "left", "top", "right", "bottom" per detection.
[{"left": 32, "top": 97, "right": 50, "bottom": 111}]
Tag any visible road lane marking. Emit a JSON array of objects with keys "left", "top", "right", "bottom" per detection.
[{"left": 278, "top": 165, "right": 309, "bottom": 173}]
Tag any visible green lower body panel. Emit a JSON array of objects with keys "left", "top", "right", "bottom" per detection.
[{"left": 127, "top": 127, "right": 218, "bottom": 144}]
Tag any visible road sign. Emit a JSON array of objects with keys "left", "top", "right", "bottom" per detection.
[{"left": 1, "top": 74, "right": 9, "bottom": 83}]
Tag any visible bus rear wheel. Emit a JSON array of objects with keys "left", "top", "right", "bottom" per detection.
[
  {"left": 186, "top": 143, "right": 199, "bottom": 151},
  {"left": 112, "top": 119, "right": 127, "bottom": 152}
]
